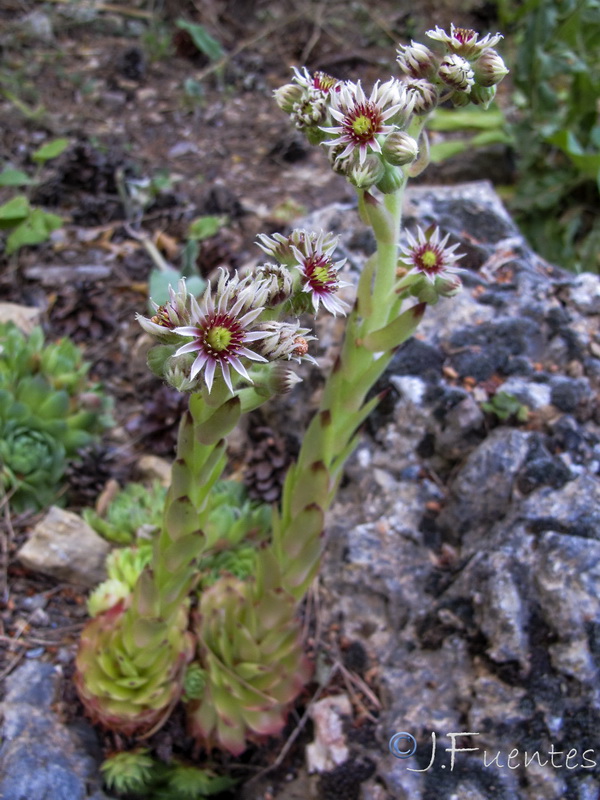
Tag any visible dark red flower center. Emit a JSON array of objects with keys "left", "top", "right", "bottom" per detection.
[
  {"left": 454, "top": 28, "right": 476, "bottom": 44},
  {"left": 304, "top": 255, "right": 338, "bottom": 294},
  {"left": 313, "top": 71, "right": 337, "bottom": 93},
  {"left": 414, "top": 245, "right": 444, "bottom": 274}
]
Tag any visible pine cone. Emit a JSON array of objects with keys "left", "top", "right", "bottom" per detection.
[
  {"left": 49, "top": 282, "right": 116, "bottom": 344},
  {"left": 126, "top": 385, "right": 188, "bottom": 457},
  {"left": 244, "top": 425, "right": 294, "bottom": 503},
  {"left": 65, "top": 442, "right": 133, "bottom": 509}
]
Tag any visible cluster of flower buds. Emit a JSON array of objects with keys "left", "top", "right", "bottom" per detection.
[
  {"left": 137, "top": 232, "right": 348, "bottom": 397},
  {"left": 274, "top": 67, "right": 340, "bottom": 145},
  {"left": 398, "top": 23, "right": 509, "bottom": 109},
  {"left": 275, "top": 24, "right": 508, "bottom": 192}
]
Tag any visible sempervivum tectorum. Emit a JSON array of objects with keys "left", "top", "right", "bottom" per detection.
[
  {"left": 75, "top": 585, "right": 194, "bottom": 737},
  {"left": 188, "top": 553, "right": 311, "bottom": 755}
]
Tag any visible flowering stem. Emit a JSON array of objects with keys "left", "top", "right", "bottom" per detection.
[
  {"left": 151, "top": 390, "right": 235, "bottom": 615},
  {"left": 274, "top": 182, "right": 426, "bottom": 600}
]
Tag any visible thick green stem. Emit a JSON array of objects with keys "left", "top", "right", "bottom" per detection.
[{"left": 275, "top": 182, "right": 427, "bottom": 599}]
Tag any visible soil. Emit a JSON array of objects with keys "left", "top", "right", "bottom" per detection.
[{"left": 0, "top": 1, "right": 510, "bottom": 796}]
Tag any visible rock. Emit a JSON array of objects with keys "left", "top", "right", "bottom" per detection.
[
  {"left": 305, "top": 184, "right": 600, "bottom": 799},
  {"left": 17, "top": 506, "right": 110, "bottom": 587},
  {"left": 0, "top": 661, "right": 112, "bottom": 800},
  {"left": 0, "top": 303, "right": 43, "bottom": 334},
  {"left": 437, "top": 428, "right": 531, "bottom": 540},
  {"left": 18, "top": 10, "right": 54, "bottom": 42},
  {"left": 136, "top": 454, "right": 172, "bottom": 486},
  {"left": 388, "top": 338, "right": 444, "bottom": 381},
  {"left": 307, "top": 694, "right": 352, "bottom": 773},
  {"left": 24, "top": 265, "right": 112, "bottom": 284},
  {"left": 566, "top": 273, "right": 600, "bottom": 315}
]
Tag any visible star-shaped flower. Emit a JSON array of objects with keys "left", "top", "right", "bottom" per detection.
[
  {"left": 291, "top": 231, "right": 350, "bottom": 315},
  {"left": 172, "top": 272, "right": 268, "bottom": 393},
  {"left": 399, "top": 227, "right": 464, "bottom": 284},
  {"left": 321, "top": 79, "right": 408, "bottom": 165}
]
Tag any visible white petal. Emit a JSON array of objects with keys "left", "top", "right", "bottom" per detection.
[
  {"left": 190, "top": 294, "right": 203, "bottom": 320},
  {"left": 238, "top": 306, "right": 264, "bottom": 327},
  {"left": 221, "top": 361, "right": 234, "bottom": 393},
  {"left": 244, "top": 330, "right": 270, "bottom": 342},
  {"left": 136, "top": 315, "right": 172, "bottom": 337},
  {"left": 174, "top": 325, "right": 200, "bottom": 336},
  {"left": 190, "top": 352, "right": 208, "bottom": 379},
  {"left": 176, "top": 340, "right": 201, "bottom": 356},
  {"left": 228, "top": 356, "right": 251, "bottom": 381},
  {"left": 237, "top": 347, "right": 268, "bottom": 362},
  {"left": 204, "top": 359, "right": 216, "bottom": 392}
]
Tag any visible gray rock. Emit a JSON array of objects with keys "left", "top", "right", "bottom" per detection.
[
  {"left": 17, "top": 506, "right": 110, "bottom": 587},
  {"left": 567, "top": 273, "right": 600, "bottom": 315},
  {"left": 0, "top": 662, "right": 111, "bottom": 800},
  {"left": 310, "top": 184, "right": 600, "bottom": 800},
  {"left": 437, "top": 428, "right": 531, "bottom": 540}
]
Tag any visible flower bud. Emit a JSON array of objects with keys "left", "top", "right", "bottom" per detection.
[
  {"left": 382, "top": 131, "right": 419, "bottom": 166},
  {"left": 436, "top": 274, "right": 463, "bottom": 297},
  {"left": 349, "top": 154, "right": 385, "bottom": 188},
  {"left": 450, "top": 90, "right": 471, "bottom": 108},
  {"left": 396, "top": 41, "right": 438, "bottom": 79},
  {"left": 254, "top": 321, "right": 315, "bottom": 362},
  {"left": 291, "top": 94, "right": 329, "bottom": 130},
  {"left": 267, "top": 364, "right": 303, "bottom": 395},
  {"left": 274, "top": 83, "right": 304, "bottom": 113},
  {"left": 255, "top": 263, "right": 294, "bottom": 307},
  {"left": 438, "top": 54, "right": 475, "bottom": 93},
  {"left": 474, "top": 49, "right": 509, "bottom": 87},
  {"left": 470, "top": 84, "right": 497, "bottom": 109},
  {"left": 404, "top": 79, "right": 438, "bottom": 115},
  {"left": 376, "top": 163, "right": 406, "bottom": 194},
  {"left": 164, "top": 357, "right": 196, "bottom": 393},
  {"left": 328, "top": 143, "right": 352, "bottom": 176}
]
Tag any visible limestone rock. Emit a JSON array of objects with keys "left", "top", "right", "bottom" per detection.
[
  {"left": 0, "top": 302, "right": 43, "bottom": 334},
  {"left": 17, "top": 506, "right": 110, "bottom": 587},
  {"left": 136, "top": 454, "right": 172, "bottom": 486}
]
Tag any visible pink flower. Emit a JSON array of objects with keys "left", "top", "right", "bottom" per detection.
[
  {"left": 291, "top": 231, "right": 349, "bottom": 316},
  {"left": 399, "top": 226, "right": 463, "bottom": 284},
  {"left": 426, "top": 24, "right": 503, "bottom": 59},
  {"left": 321, "top": 79, "right": 408, "bottom": 165},
  {"left": 173, "top": 273, "right": 268, "bottom": 393}
]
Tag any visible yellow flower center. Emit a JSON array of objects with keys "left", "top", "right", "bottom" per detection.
[
  {"left": 421, "top": 248, "right": 438, "bottom": 270},
  {"left": 352, "top": 115, "right": 374, "bottom": 138},
  {"left": 313, "top": 265, "right": 331, "bottom": 285},
  {"left": 206, "top": 326, "right": 232, "bottom": 352}
]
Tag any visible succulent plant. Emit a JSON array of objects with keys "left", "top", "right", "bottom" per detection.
[
  {"left": 101, "top": 749, "right": 236, "bottom": 800},
  {"left": 0, "top": 397, "right": 66, "bottom": 510},
  {"left": 75, "top": 596, "right": 194, "bottom": 736},
  {"left": 83, "top": 481, "right": 167, "bottom": 544},
  {"left": 188, "top": 551, "right": 311, "bottom": 755},
  {"left": 150, "top": 761, "right": 236, "bottom": 799},
  {"left": 87, "top": 543, "right": 153, "bottom": 617},
  {"left": 101, "top": 748, "right": 155, "bottom": 795},
  {"left": 0, "top": 323, "right": 113, "bottom": 511},
  {"left": 202, "top": 479, "right": 271, "bottom": 550}
]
